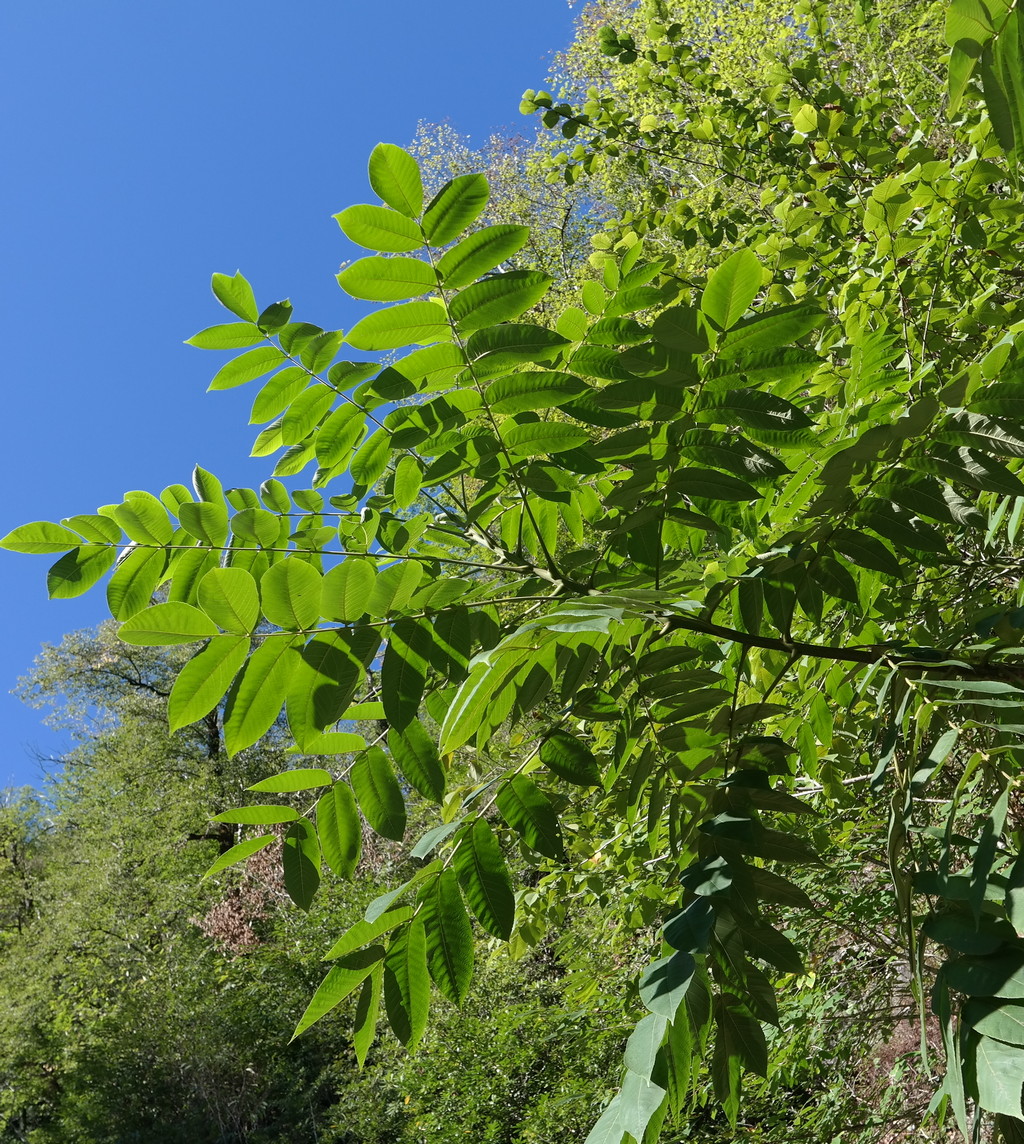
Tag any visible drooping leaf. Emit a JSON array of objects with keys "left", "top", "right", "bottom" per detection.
[
  {"left": 283, "top": 816, "right": 321, "bottom": 910},
  {"left": 292, "top": 946, "right": 386, "bottom": 1039},
  {"left": 384, "top": 917, "right": 431, "bottom": 1048},
  {"left": 351, "top": 747, "right": 407, "bottom": 841},
  {"left": 388, "top": 720, "right": 446, "bottom": 803},
  {"left": 168, "top": 634, "right": 250, "bottom": 731},
  {"left": 418, "top": 869, "right": 474, "bottom": 1004},
  {"left": 539, "top": 729, "right": 602, "bottom": 786},
  {"left": 496, "top": 775, "right": 565, "bottom": 860},
  {"left": 317, "top": 781, "right": 362, "bottom": 880},
  {"left": 203, "top": 833, "right": 276, "bottom": 878},
  {"left": 222, "top": 634, "right": 303, "bottom": 755},
  {"left": 46, "top": 545, "right": 118, "bottom": 599},
  {"left": 639, "top": 952, "right": 697, "bottom": 1019},
  {"left": 452, "top": 819, "right": 515, "bottom": 940}
]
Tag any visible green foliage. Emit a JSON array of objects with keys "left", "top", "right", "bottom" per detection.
[{"left": 12, "top": 2, "right": 1024, "bottom": 1139}]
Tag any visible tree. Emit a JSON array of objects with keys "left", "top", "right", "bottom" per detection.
[{"left": 6, "top": 0, "right": 1024, "bottom": 1138}]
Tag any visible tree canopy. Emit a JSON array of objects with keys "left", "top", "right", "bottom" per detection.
[{"left": 7, "top": 0, "right": 1024, "bottom": 1139}]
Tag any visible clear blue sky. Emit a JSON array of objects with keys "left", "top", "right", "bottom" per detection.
[{"left": 0, "top": 0, "right": 581, "bottom": 788}]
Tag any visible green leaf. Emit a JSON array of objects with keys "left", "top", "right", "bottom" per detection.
[
  {"left": 118, "top": 601, "right": 218, "bottom": 646},
  {"left": 449, "top": 271, "right": 552, "bottom": 333},
  {"left": 316, "top": 404, "right": 366, "bottom": 469},
  {"left": 250, "top": 366, "right": 309, "bottom": 424},
  {"left": 321, "top": 558, "right": 376, "bottom": 622},
  {"left": 452, "top": 819, "right": 515, "bottom": 940},
  {"left": 701, "top": 249, "right": 763, "bottom": 331},
  {"left": 384, "top": 917, "right": 431, "bottom": 1048},
  {"left": 346, "top": 301, "right": 450, "bottom": 352},
  {"left": 61, "top": 513, "right": 121, "bottom": 543},
  {"left": 367, "top": 561, "right": 423, "bottom": 617},
  {"left": 946, "top": 953, "right": 1024, "bottom": 997},
  {"left": 437, "top": 224, "right": 531, "bottom": 289},
  {"left": 639, "top": 952, "right": 696, "bottom": 1019},
  {"left": 422, "top": 173, "right": 489, "bottom": 246},
  {"left": 283, "top": 816, "right": 321, "bottom": 910},
  {"left": 203, "top": 834, "right": 276, "bottom": 878},
  {"left": 47, "top": 545, "right": 118, "bottom": 599},
  {"left": 392, "top": 455, "right": 422, "bottom": 509},
  {"left": 388, "top": 720, "right": 446, "bottom": 803},
  {"left": 972, "top": 1035, "right": 1024, "bottom": 1118},
  {"left": 504, "top": 422, "right": 590, "bottom": 456},
  {"left": 352, "top": 962, "right": 383, "bottom": 1067},
  {"left": 349, "top": 427, "right": 391, "bottom": 488},
  {"left": 211, "top": 271, "right": 258, "bottom": 321},
  {"left": 223, "top": 634, "right": 303, "bottom": 755},
  {"left": 945, "top": 0, "right": 993, "bottom": 47},
  {"left": 112, "top": 494, "right": 173, "bottom": 546},
  {"left": 281, "top": 386, "right": 335, "bottom": 446},
  {"left": 965, "top": 999, "right": 1024, "bottom": 1046},
  {"left": 496, "top": 775, "right": 565, "bottom": 860},
  {"left": 540, "top": 729, "right": 601, "bottom": 786},
  {"left": 697, "top": 388, "right": 812, "bottom": 432},
  {"left": 624, "top": 1012, "right": 669, "bottom": 1079},
  {"left": 419, "top": 869, "right": 474, "bottom": 1004},
  {"left": 168, "top": 634, "right": 250, "bottom": 731},
  {"left": 286, "top": 627, "right": 380, "bottom": 750},
  {"left": 367, "top": 143, "right": 423, "bottom": 218},
  {"left": 292, "top": 946, "right": 385, "bottom": 1039},
  {"left": 107, "top": 546, "right": 166, "bottom": 621},
  {"left": 351, "top": 747, "right": 406, "bottom": 841},
  {"left": 248, "top": 767, "right": 333, "bottom": 793},
  {"left": 411, "top": 821, "right": 464, "bottom": 860},
  {"left": 337, "top": 256, "right": 436, "bottom": 302},
  {"left": 381, "top": 618, "right": 431, "bottom": 732},
  {"left": 334, "top": 204, "right": 422, "bottom": 253},
  {"left": 177, "top": 501, "right": 229, "bottom": 547},
  {"left": 718, "top": 305, "right": 824, "bottom": 358},
  {"left": 197, "top": 567, "right": 260, "bottom": 633},
  {"left": 257, "top": 300, "right": 293, "bottom": 330},
  {"left": 829, "top": 527, "right": 904, "bottom": 578},
  {"left": 715, "top": 992, "right": 768, "bottom": 1080},
  {"left": 0, "top": 521, "right": 85, "bottom": 554},
  {"left": 209, "top": 346, "right": 286, "bottom": 391},
  {"left": 317, "top": 782, "right": 362, "bottom": 880},
  {"left": 325, "top": 906, "right": 413, "bottom": 961},
  {"left": 671, "top": 467, "right": 758, "bottom": 502},
  {"left": 260, "top": 559, "right": 322, "bottom": 630},
  {"left": 487, "top": 372, "right": 589, "bottom": 414},
  {"left": 187, "top": 322, "right": 264, "bottom": 349},
  {"left": 617, "top": 1070, "right": 668, "bottom": 1144},
  {"left": 466, "top": 323, "right": 570, "bottom": 373},
  {"left": 212, "top": 804, "right": 300, "bottom": 824}
]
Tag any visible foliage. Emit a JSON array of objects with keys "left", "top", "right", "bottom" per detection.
[{"left": 9, "top": 0, "right": 1024, "bottom": 1140}]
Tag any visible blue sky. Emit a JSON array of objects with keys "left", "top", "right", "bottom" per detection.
[{"left": 0, "top": 0, "right": 581, "bottom": 788}]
